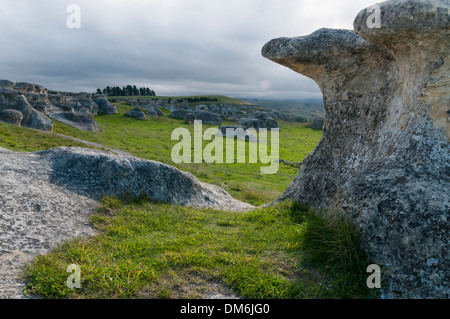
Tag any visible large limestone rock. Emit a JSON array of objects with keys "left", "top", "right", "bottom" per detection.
[
  {"left": 238, "top": 118, "right": 265, "bottom": 130},
  {"left": 262, "top": 0, "right": 449, "bottom": 298},
  {"left": 147, "top": 106, "right": 164, "bottom": 117},
  {"left": 193, "top": 111, "right": 222, "bottom": 125},
  {"left": 93, "top": 97, "right": 118, "bottom": 115},
  {"left": 253, "top": 112, "right": 279, "bottom": 130},
  {"left": 0, "top": 109, "right": 23, "bottom": 126},
  {"left": 218, "top": 125, "right": 258, "bottom": 142},
  {"left": 184, "top": 112, "right": 197, "bottom": 125},
  {"left": 170, "top": 109, "right": 190, "bottom": 119},
  {"left": 174, "top": 110, "right": 222, "bottom": 125},
  {"left": 125, "top": 107, "right": 148, "bottom": 120},
  {"left": 46, "top": 92, "right": 102, "bottom": 132}
]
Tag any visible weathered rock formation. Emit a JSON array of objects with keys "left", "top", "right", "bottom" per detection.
[
  {"left": 192, "top": 111, "right": 222, "bottom": 125},
  {"left": 173, "top": 110, "right": 222, "bottom": 125},
  {"left": 254, "top": 112, "right": 279, "bottom": 130},
  {"left": 0, "top": 109, "right": 23, "bottom": 126},
  {"left": 262, "top": 0, "right": 449, "bottom": 298},
  {"left": 238, "top": 118, "right": 265, "bottom": 130},
  {"left": 184, "top": 112, "right": 197, "bottom": 125},
  {"left": 93, "top": 97, "right": 119, "bottom": 115},
  {"left": 125, "top": 107, "right": 148, "bottom": 120},
  {"left": 147, "top": 106, "right": 164, "bottom": 117},
  {"left": 0, "top": 80, "right": 117, "bottom": 132},
  {"left": 170, "top": 109, "right": 191, "bottom": 119},
  {"left": 218, "top": 125, "right": 258, "bottom": 142}
]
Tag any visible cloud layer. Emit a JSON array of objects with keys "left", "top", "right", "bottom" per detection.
[{"left": 0, "top": 0, "right": 376, "bottom": 99}]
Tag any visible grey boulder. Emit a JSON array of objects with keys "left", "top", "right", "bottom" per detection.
[
  {"left": 194, "top": 111, "right": 222, "bottom": 125},
  {"left": 254, "top": 112, "right": 279, "bottom": 130},
  {"left": 184, "top": 112, "right": 197, "bottom": 124},
  {"left": 0, "top": 109, "right": 23, "bottom": 126},
  {"left": 147, "top": 106, "right": 164, "bottom": 117},
  {"left": 0, "top": 93, "right": 54, "bottom": 131},
  {"left": 125, "top": 107, "right": 147, "bottom": 121},
  {"left": 311, "top": 117, "right": 324, "bottom": 130},
  {"left": 170, "top": 109, "right": 190, "bottom": 119},
  {"left": 93, "top": 97, "right": 118, "bottom": 115},
  {"left": 238, "top": 118, "right": 265, "bottom": 130},
  {"left": 219, "top": 125, "right": 258, "bottom": 142}
]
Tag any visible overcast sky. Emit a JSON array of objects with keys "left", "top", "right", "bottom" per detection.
[{"left": 0, "top": 0, "right": 376, "bottom": 99}]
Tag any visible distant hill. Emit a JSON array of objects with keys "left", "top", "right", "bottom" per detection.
[{"left": 238, "top": 98, "right": 324, "bottom": 120}]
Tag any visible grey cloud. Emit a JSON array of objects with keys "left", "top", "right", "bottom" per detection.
[{"left": 0, "top": 0, "right": 375, "bottom": 98}]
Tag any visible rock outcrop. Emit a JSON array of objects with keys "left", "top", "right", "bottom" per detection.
[
  {"left": 93, "top": 97, "right": 118, "bottom": 115},
  {"left": 147, "top": 106, "right": 164, "bottom": 117},
  {"left": 125, "top": 107, "right": 148, "bottom": 120},
  {"left": 0, "top": 90, "right": 54, "bottom": 131},
  {"left": 218, "top": 125, "right": 258, "bottom": 142},
  {"left": 184, "top": 112, "right": 197, "bottom": 125},
  {"left": 0, "top": 109, "right": 23, "bottom": 126},
  {"left": 173, "top": 110, "right": 222, "bottom": 126},
  {"left": 193, "top": 111, "right": 222, "bottom": 125},
  {"left": 0, "top": 146, "right": 253, "bottom": 298},
  {"left": 238, "top": 118, "right": 265, "bottom": 131},
  {"left": 170, "top": 109, "right": 190, "bottom": 119},
  {"left": 0, "top": 80, "right": 118, "bottom": 132},
  {"left": 262, "top": 0, "right": 449, "bottom": 298},
  {"left": 238, "top": 112, "right": 279, "bottom": 131}
]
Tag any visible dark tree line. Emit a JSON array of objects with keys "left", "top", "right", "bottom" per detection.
[
  {"left": 95, "top": 85, "right": 156, "bottom": 97},
  {"left": 174, "top": 97, "right": 218, "bottom": 103}
]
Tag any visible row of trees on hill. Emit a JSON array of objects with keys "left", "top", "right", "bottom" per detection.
[
  {"left": 95, "top": 85, "right": 156, "bottom": 97},
  {"left": 170, "top": 97, "right": 218, "bottom": 103}
]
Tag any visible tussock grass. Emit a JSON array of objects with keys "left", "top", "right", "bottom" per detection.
[{"left": 290, "top": 202, "right": 378, "bottom": 298}]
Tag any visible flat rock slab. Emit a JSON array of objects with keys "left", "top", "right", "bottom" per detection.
[{"left": 0, "top": 150, "right": 98, "bottom": 298}]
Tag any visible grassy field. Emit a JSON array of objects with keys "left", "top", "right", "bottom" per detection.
[
  {"left": 1, "top": 103, "right": 322, "bottom": 206},
  {"left": 0, "top": 98, "right": 377, "bottom": 299},
  {"left": 23, "top": 198, "right": 376, "bottom": 299},
  {"left": 0, "top": 122, "right": 97, "bottom": 151}
]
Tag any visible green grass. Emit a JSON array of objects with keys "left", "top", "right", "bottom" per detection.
[
  {"left": 2, "top": 103, "right": 321, "bottom": 206},
  {"left": 0, "top": 122, "right": 98, "bottom": 152},
  {"left": 23, "top": 199, "right": 377, "bottom": 299}
]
